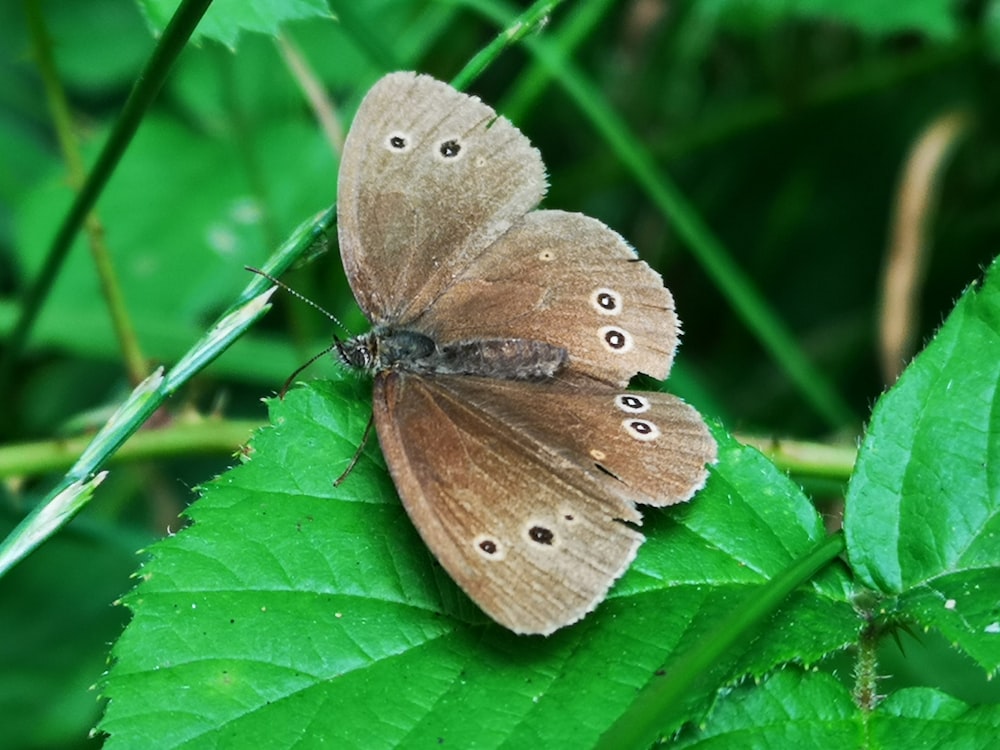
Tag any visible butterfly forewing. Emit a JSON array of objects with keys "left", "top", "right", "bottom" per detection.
[{"left": 337, "top": 72, "right": 547, "bottom": 326}]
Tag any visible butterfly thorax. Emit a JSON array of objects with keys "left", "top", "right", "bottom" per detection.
[{"left": 337, "top": 328, "right": 568, "bottom": 381}]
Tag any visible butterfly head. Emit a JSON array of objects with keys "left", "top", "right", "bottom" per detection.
[
  {"left": 335, "top": 331, "right": 380, "bottom": 373},
  {"left": 336, "top": 327, "right": 439, "bottom": 375}
]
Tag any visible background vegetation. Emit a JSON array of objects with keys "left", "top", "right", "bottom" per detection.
[{"left": 1, "top": 0, "right": 998, "bottom": 748}]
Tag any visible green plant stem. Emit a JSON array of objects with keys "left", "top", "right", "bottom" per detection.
[
  {"left": 596, "top": 532, "right": 847, "bottom": 749},
  {"left": 451, "top": 0, "right": 564, "bottom": 91},
  {"left": 738, "top": 433, "right": 857, "bottom": 483},
  {"left": 854, "top": 613, "right": 882, "bottom": 748},
  {"left": 0, "top": 207, "right": 335, "bottom": 579},
  {"left": 500, "top": 0, "right": 616, "bottom": 121},
  {"left": 0, "top": 0, "right": 214, "bottom": 404},
  {"left": 0, "top": 419, "right": 265, "bottom": 480},
  {"left": 23, "top": 0, "right": 148, "bottom": 386},
  {"left": 854, "top": 619, "right": 882, "bottom": 711}
]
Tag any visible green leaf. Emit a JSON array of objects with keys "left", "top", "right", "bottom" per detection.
[
  {"left": 138, "top": 0, "right": 331, "bottom": 47},
  {"left": 99, "top": 379, "right": 853, "bottom": 747},
  {"left": 673, "top": 670, "right": 1000, "bottom": 748},
  {"left": 845, "top": 256, "right": 1000, "bottom": 674},
  {"left": 872, "top": 688, "right": 1000, "bottom": 747},
  {"left": 672, "top": 669, "right": 862, "bottom": 748}
]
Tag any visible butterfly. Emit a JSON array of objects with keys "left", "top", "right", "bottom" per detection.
[{"left": 333, "top": 72, "right": 716, "bottom": 635}]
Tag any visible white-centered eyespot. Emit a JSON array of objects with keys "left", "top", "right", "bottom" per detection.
[
  {"left": 436, "top": 138, "right": 463, "bottom": 160},
  {"left": 590, "top": 448, "right": 607, "bottom": 461},
  {"left": 591, "top": 288, "right": 623, "bottom": 316},
  {"left": 622, "top": 418, "right": 660, "bottom": 442},
  {"left": 473, "top": 534, "right": 505, "bottom": 560},
  {"left": 385, "top": 131, "right": 412, "bottom": 152},
  {"left": 599, "top": 326, "right": 634, "bottom": 353},
  {"left": 615, "top": 394, "right": 650, "bottom": 413}
]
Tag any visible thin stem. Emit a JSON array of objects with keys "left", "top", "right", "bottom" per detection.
[
  {"left": 278, "top": 31, "right": 345, "bottom": 155},
  {"left": 853, "top": 607, "right": 884, "bottom": 750},
  {"left": 23, "top": 0, "right": 147, "bottom": 385},
  {"left": 0, "top": 206, "right": 335, "bottom": 579},
  {"left": 854, "top": 620, "right": 883, "bottom": 712},
  {"left": 0, "top": 0, "right": 214, "bottom": 402},
  {"left": 451, "top": 0, "right": 564, "bottom": 91},
  {"left": 0, "top": 419, "right": 265, "bottom": 480},
  {"left": 737, "top": 433, "right": 857, "bottom": 483},
  {"left": 879, "top": 109, "right": 972, "bottom": 382}
]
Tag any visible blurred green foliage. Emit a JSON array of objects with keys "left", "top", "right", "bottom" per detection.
[{"left": 1, "top": 0, "right": 999, "bottom": 747}]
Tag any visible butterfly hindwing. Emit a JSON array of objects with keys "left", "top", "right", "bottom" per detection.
[
  {"left": 412, "top": 210, "right": 679, "bottom": 387},
  {"left": 372, "top": 372, "right": 642, "bottom": 635},
  {"left": 371, "top": 372, "right": 715, "bottom": 635},
  {"left": 438, "top": 376, "right": 717, "bottom": 507}
]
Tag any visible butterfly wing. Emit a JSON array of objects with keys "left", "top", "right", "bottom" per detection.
[
  {"left": 440, "top": 375, "right": 717, "bottom": 507},
  {"left": 412, "top": 209, "right": 679, "bottom": 386},
  {"left": 372, "top": 372, "right": 715, "bottom": 635},
  {"left": 337, "top": 72, "right": 546, "bottom": 326}
]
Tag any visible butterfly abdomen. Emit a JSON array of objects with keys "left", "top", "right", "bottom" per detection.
[
  {"left": 341, "top": 328, "right": 568, "bottom": 380},
  {"left": 428, "top": 337, "right": 568, "bottom": 380}
]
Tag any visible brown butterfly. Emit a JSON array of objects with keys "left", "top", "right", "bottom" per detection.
[{"left": 334, "top": 72, "right": 716, "bottom": 635}]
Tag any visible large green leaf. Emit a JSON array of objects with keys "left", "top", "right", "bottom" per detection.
[
  {"left": 138, "top": 0, "right": 330, "bottom": 47},
  {"left": 99, "top": 378, "right": 853, "bottom": 747},
  {"left": 845, "top": 256, "right": 1000, "bottom": 674},
  {"left": 673, "top": 669, "right": 1000, "bottom": 748},
  {"left": 872, "top": 687, "right": 1000, "bottom": 747}
]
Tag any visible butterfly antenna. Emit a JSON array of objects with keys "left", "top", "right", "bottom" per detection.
[
  {"left": 245, "top": 265, "right": 351, "bottom": 335},
  {"left": 245, "top": 266, "right": 351, "bottom": 397},
  {"left": 278, "top": 343, "right": 338, "bottom": 399}
]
